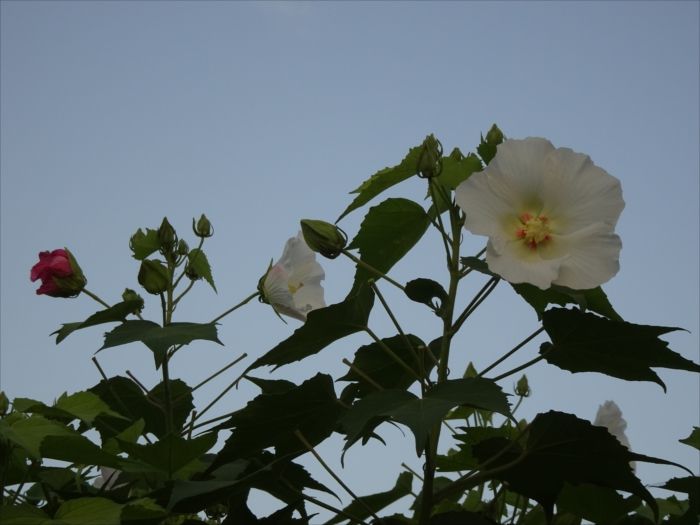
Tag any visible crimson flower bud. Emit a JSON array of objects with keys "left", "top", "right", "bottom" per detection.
[{"left": 30, "top": 248, "right": 86, "bottom": 298}]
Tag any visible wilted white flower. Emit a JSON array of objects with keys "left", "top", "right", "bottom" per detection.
[
  {"left": 93, "top": 467, "right": 122, "bottom": 490},
  {"left": 261, "top": 232, "right": 325, "bottom": 321},
  {"left": 594, "top": 400, "right": 631, "bottom": 449},
  {"left": 455, "top": 138, "right": 624, "bottom": 290}
]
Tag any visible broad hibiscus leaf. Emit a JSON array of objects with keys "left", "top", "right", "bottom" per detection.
[
  {"left": 250, "top": 285, "right": 374, "bottom": 370},
  {"left": 679, "top": 427, "right": 700, "bottom": 451},
  {"left": 470, "top": 411, "right": 659, "bottom": 520},
  {"left": 89, "top": 376, "right": 193, "bottom": 439},
  {"left": 438, "top": 152, "right": 483, "bottom": 190},
  {"left": 41, "top": 434, "right": 122, "bottom": 468},
  {"left": 541, "top": 308, "right": 699, "bottom": 391},
  {"left": 0, "top": 414, "right": 76, "bottom": 459},
  {"left": 118, "top": 432, "right": 217, "bottom": 475},
  {"left": 54, "top": 391, "right": 127, "bottom": 424},
  {"left": 325, "top": 472, "right": 413, "bottom": 525},
  {"left": 187, "top": 248, "right": 216, "bottom": 292},
  {"left": 52, "top": 299, "right": 145, "bottom": 344},
  {"left": 121, "top": 499, "right": 167, "bottom": 523},
  {"left": 212, "top": 374, "right": 344, "bottom": 465},
  {"left": 660, "top": 476, "right": 700, "bottom": 515},
  {"left": 99, "top": 320, "right": 222, "bottom": 368},
  {"left": 337, "top": 142, "right": 423, "bottom": 222},
  {"left": 0, "top": 504, "right": 53, "bottom": 525},
  {"left": 55, "top": 497, "right": 122, "bottom": 525},
  {"left": 339, "top": 334, "right": 436, "bottom": 401},
  {"left": 129, "top": 227, "right": 160, "bottom": 260},
  {"left": 461, "top": 257, "right": 621, "bottom": 320},
  {"left": 556, "top": 483, "right": 641, "bottom": 525},
  {"left": 341, "top": 378, "right": 510, "bottom": 454},
  {"left": 348, "top": 197, "right": 430, "bottom": 294}
]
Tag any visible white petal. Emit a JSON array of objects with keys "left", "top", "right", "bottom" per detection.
[
  {"left": 279, "top": 232, "right": 315, "bottom": 271},
  {"left": 552, "top": 223, "right": 621, "bottom": 289},
  {"left": 485, "top": 238, "right": 567, "bottom": 290},
  {"left": 263, "top": 265, "right": 295, "bottom": 309},
  {"left": 540, "top": 148, "right": 625, "bottom": 233},
  {"left": 293, "top": 282, "right": 326, "bottom": 314},
  {"left": 489, "top": 138, "right": 555, "bottom": 201},
  {"left": 456, "top": 170, "right": 521, "bottom": 238},
  {"left": 594, "top": 401, "right": 631, "bottom": 449}
]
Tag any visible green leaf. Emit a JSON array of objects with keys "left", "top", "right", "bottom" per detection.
[
  {"left": 325, "top": 471, "right": 413, "bottom": 525},
  {"left": 102, "top": 418, "right": 145, "bottom": 455},
  {"left": 54, "top": 391, "right": 126, "bottom": 424},
  {"left": 679, "top": 427, "right": 700, "bottom": 451},
  {"left": 461, "top": 257, "right": 621, "bottom": 320},
  {"left": 348, "top": 197, "right": 430, "bottom": 293},
  {"left": 55, "top": 497, "right": 122, "bottom": 525},
  {"left": 250, "top": 285, "right": 374, "bottom": 370},
  {"left": 121, "top": 498, "right": 167, "bottom": 523},
  {"left": 660, "top": 476, "right": 700, "bottom": 514},
  {"left": 476, "top": 124, "right": 504, "bottom": 165},
  {"left": 0, "top": 505, "right": 55, "bottom": 525},
  {"left": 471, "top": 410, "right": 659, "bottom": 520},
  {"left": 556, "top": 483, "right": 641, "bottom": 525},
  {"left": 130, "top": 228, "right": 160, "bottom": 260},
  {"left": 541, "top": 308, "right": 698, "bottom": 391},
  {"left": 341, "top": 378, "right": 510, "bottom": 454},
  {"left": 52, "top": 299, "right": 144, "bottom": 344},
  {"left": 339, "top": 334, "right": 435, "bottom": 400},
  {"left": 0, "top": 414, "right": 76, "bottom": 458},
  {"left": 188, "top": 248, "right": 216, "bottom": 292},
  {"left": 337, "top": 143, "right": 423, "bottom": 222},
  {"left": 438, "top": 153, "right": 483, "bottom": 190},
  {"left": 149, "top": 379, "right": 194, "bottom": 437},
  {"left": 41, "top": 434, "right": 122, "bottom": 468},
  {"left": 245, "top": 376, "right": 296, "bottom": 394},
  {"left": 213, "top": 374, "right": 344, "bottom": 463},
  {"left": 99, "top": 320, "right": 222, "bottom": 368},
  {"left": 119, "top": 432, "right": 217, "bottom": 475},
  {"left": 405, "top": 278, "right": 448, "bottom": 312}
]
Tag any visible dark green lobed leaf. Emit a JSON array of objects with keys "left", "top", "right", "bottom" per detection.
[
  {"left": 541, "top": 308, "right": 697, "bottom": 391},
  {"left": 405, "top": 278, "right": 448, "bottom": 313},
  {"left": 187, "top": 248, "right": 216, "bottom": 292},
  {"left": 53, "top": 299, "right": 145, "bottom": 344}
]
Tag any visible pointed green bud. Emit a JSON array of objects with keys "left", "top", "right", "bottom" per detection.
[
  {"left": 448, "top": 147, "right": 464, "bottom": 161},
  {"left": 177, "top": 239, "right": 189, "bottom": 256},
  {"left": 463, "top": 362, "right": 478, "bottom": 378},
  {"left": 193, "top": 214, "right": 213, "bottom": 238},
  {"left": 515, "top": 374, "right": 530, "bottom": 397},
  {"left": 138, "top": 259, "right": 169, "bottom": 295},
  {"left": 417, "top": 134, "right": 443, "bottom": 178},
  {"left": 485, "top": 124, "right": 504, "bottom": 145},
  {"left": 0, "top": 391, "right": 8, "bottom": 416},
  {"left": 478, "top": 124, "right": 505, "bottom": 164},
  {"left": 157, "top": 217, "right": 177, "bottom": 254},
  {"left": 300, "top": 219, "right": 347, "bottom": 259},
  {"left": 121, "top": 288, "right": 145, "bottom": 314}
]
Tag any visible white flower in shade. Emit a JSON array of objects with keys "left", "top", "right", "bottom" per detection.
[
  {"left": 261, "top": 232, "right": 326, "bottom": 321},
  {"left": 93, "top": 467, "right": 122, "bottom": 490},
  {"left": 594, "top": 400, "right": 631, "bottom": 449},
  {"left": 455, "top": 138, "right": 624, "bottom": 290}
]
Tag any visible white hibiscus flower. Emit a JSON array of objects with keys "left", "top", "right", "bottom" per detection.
[
  {"left": 455, "top": 138, "right": 624, "bottom": 290},
  {"left": 594, "top": 400, "right": 631, "bottom": 449},
  {"left": 261, "top": 232, "right": 326, "bottom": 321}
]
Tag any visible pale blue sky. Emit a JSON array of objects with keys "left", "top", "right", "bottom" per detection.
[{"left": 1, "top": 1, "right": 698, "bottom": 519}]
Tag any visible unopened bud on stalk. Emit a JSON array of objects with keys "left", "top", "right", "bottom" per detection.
[
  {"left": 121, "top": 288, "right": 144, "bottom": 314},
  {"left": 193, "top": 214, "right": 213, "bottom": 238},
  {"left": 157, "top": 217, "right": 177, "bottom": 255},
  {"left": 515, "top": 374, "right": 530, "bottom": 397},
  {"left": 138, "top": 260, "right": 169, "bottom": 295},
  {"left": 177, "top": 239, "right": 190, "bottom": 256},
  {"left": 417, "top": 134, "right": 443, "bottom": 178},
  {"left": 300, "top": 219, "right": 347, "bottom": 259}
]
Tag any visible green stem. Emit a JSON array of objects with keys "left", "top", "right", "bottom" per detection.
[
  {"left": 370, "top": 281, "right": 426, "bottom": 388},
  {"left": 364, "top": 327, "right": 423, "bottom": 382},
  {"left": 81, "top": 288, "right": 111, "bottom": 309},
  {"left": 173, "top": 237, "right": 204, "bottom": 290},
  {"left": 489, "top": 353, "right": 549, "bottom": 383},
  {"left": 478, "top": 327, "right": 544, "bottom": 378},
  {"left": 450, "top": 277, "right": 500, "bottom": 335},
  {"left": 294, "top": 430, "right": 382, "bottom": 524},
  {"left": 341, "top": 249, "right": 405, "bottom": 292}
]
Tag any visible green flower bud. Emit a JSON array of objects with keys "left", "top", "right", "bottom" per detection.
[
  {"left": 138, "top": 259, "right": 169, "bottom": 295},
  {"left": 417, "top": 134, "right": 443, "bottom": 178},
  {"left": 192, "top": 214, "right": 213, "bottom": 238},
  {"left": 515, "top": 374, "right": 530, "bottom": 397},
  {"left": 300, "top": 219, "right": 347, "bottom": 259},
  {"left": 121, "top": 288, "right": 145, "bottom": 314},
  {"left": 463, "top": 362, "right": 478, "bottom": 378},
  {"left": 448, "top": 147, "right": 464, "bottom": 161},
  {"left": 157, "top": 217, "right": 177, "bottom": 255},
  {"left": 177, "top": 239, "right": 190, "bottom": 256},
  {"left": 0, "top": 391, "right": 9, "bottom": 416},
  {"left": 485, "top": 124, "right": 504, "bottom": 145}
]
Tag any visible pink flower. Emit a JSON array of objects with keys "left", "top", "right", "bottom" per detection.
[{"left": 30, "top": 248, "right": 86, "bottom": 297}]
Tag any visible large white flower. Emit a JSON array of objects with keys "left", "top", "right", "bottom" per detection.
[
  {"left": 455, "top": 138, "right": 624, "bottom": 290},
  {"left": 594, "top": 400, "right": 631, "bottom": 449},
  {"left": 261, "top": 232, "right": 326, "bottom": 321}
]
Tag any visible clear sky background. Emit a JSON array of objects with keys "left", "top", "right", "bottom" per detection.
[{"left": 1, "top": 1, "right": 698, "bottom": 520}]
